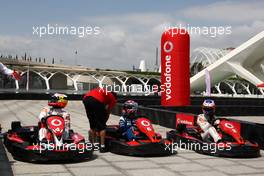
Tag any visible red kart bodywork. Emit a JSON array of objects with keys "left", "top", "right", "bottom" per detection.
[
  {"left": 46, "top": 116, "right": 65, "bottom": 137},
  {"left": 105, "top": 117, "right": 175, "bottom": 156},
  {"left": 167, "top": 114, "right": 260, "bottom": 158},
  {"left": 136, "top": 118, "right": 160, "bottom": 142},
  {"left": 4, "top": 116, "right": 93, "bottom": 162}
]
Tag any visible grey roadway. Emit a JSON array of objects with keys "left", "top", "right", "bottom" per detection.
[{"left": 0, "top": 100, "right": 264, "bottom": 176}]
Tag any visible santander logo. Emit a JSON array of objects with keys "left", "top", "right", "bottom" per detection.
[
  {"left": 163, "top": 41, "right": 173, "bottom": 101},
  {"left": 177, "top": 119, "right": 193, "bottom": 125}
]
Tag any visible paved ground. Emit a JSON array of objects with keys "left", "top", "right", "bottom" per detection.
[{"left": 0, "top": 100, "right": 264, "bottom": 176}]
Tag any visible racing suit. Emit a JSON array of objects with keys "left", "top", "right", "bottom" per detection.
[
  {"left": 119, "top": 115, "right": 138, "bottom": 141},
  {"left": 38, "top": 107, "right": 70, "bottom": 141},
  {"left": 197, "top": 114, "right": 221, "bottom": 143}
]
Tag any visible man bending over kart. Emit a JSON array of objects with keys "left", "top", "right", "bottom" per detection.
[
  {"left": 38, "top": 93, "right": 70, "bottom": 142},
  {"left": 0, "top": 62, "right": 21, "bottom": 135},
  {"left": 83, "top": 87, "right": 117, "bottom": 153},
  {"left": 197, "top": 99, "right": 222, "bottom": 143},
  {"left": 119, "top": 100, "right": 139, "bottom": 141}
]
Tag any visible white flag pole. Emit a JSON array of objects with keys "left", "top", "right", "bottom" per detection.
[{"left": 205, "top": 69, "right": 211, "bottom": 96}]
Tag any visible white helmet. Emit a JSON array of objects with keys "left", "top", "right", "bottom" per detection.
[{"left": 202, "top": 99, "right": 216, "bottom": 119}]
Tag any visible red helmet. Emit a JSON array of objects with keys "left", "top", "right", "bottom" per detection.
[
  {"left": 48, "top": 93, "right": 68, "bottom": 108},
  {"left": 122, "top": 100, "right": 138, "bottom": 117}
]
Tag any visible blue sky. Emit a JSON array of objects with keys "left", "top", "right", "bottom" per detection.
[{"left": 0, "top": 0, "right": 264, "bottom": 70}]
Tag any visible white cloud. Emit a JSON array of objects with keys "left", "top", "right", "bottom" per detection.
[
  {"left": 1, "top": 1, "right": 264, "bottom": 70},
  {"left": 182, "top": 1, "right": 264, "bottom": 24},
  {"left": 190, "top": 20, "right": 264, "bottom": 50}
]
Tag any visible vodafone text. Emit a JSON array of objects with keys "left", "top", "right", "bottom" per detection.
[{"left": 163, "top": 55, "right": 172, "bottom": 100}]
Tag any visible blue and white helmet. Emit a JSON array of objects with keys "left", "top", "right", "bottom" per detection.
[
  {"left": 122, "top": 100, "right": 138, "bottom": 118},
  {"left": 202, "top": 99, "right": 216, "bottom": 117}
]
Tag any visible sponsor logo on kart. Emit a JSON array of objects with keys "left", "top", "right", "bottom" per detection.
[
  {"left": 224, "top": 122, "right": 237, "bottom": 133},
  {"left": 141, "top": 120, "right": 150, "bottom": 127},
  {"left": 54, "top": 127, "right": 62, "bottom": 133},
  {"left": 146, "top": 127, "right": 152, "bottom": 131},
  {"left": 177, "top": 119, "right": 193, "bottom": 125},
  {"left": 140, "top": 120, "right": 152, "bottom": 131},
  {"left": 51, "top": 119, "right": 63, "bottom": 126}
]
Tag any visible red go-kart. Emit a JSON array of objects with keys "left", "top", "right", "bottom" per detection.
[
  {"left": 167, "top": 114, "right": 260, "bottom": 158},
  {"left": 4, "top": 115, "right": 93, "bottom": 162},
  {"left": 105, "top": 117, "right": 176, "bottom": 156}
]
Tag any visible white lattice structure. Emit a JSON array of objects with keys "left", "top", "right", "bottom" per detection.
[
  {"left": 191, "top": 31, "right": 264, "bottom": 95},
  {"left": 3, "top": 31, "right": 264, "bottom": 96},
  {"left": 191, "top": 47, "right": 231, "bottom": 75},
  {"left": 0, "top": 58, "right": 160, "bottom": 92}
]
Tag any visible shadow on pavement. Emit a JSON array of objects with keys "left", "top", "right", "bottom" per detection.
[{"left": 0, "top": 138, "right": 13, "bottom": 176}]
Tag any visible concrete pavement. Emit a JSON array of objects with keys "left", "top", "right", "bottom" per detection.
[{"left": 0, "top": 100, "right": 264, "bottom": 176}]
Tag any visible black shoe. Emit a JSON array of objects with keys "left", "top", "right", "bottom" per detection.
[{"left": 99, "top": 146, "right": 107, "bottom": 153}]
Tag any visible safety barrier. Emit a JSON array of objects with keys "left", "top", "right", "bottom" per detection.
[{"left": 112, "top": 103, "right": 264, "bottom": 149}]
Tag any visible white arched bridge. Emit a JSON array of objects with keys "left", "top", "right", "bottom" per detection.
[
  {"left": 0, "top": 58, "right": 160, "bottom": 94},
  {"left": 2, "top": 31, "right": 264, "bottom": 96}
]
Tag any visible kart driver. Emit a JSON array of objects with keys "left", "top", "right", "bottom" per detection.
[
  {"left": 119, "top": 100, "right": 139, "bottom": 141},
  {"left": 197, "top": 99, "right": 222, "bottom": 143},
  {"left": 83, "top": 87, "right": 117, "bottom": 153},
  {"left": 38, "top": 93, "right": 70, "bottom": 142}
]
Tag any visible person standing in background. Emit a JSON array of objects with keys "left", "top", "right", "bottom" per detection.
[{"left": 82, "top": 87, "right": 117, "bottom": 153}]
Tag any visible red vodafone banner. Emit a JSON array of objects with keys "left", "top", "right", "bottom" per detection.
[{"left": 161, "top": 28, "right": 190, "bottom": 106}]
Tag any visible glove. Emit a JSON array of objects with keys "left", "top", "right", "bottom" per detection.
[
  {"left": 126, "top": 127, "right": 139, "bottom": 141},
  {"left": 131, "top": 126, "right": 139, "bottom": 136},
  {"left": 214, "top": 119, "right": 221, "bottom": 127},
  {"left": 105, "top": 105, "right": 109, "bottom": 110},
  {"left": 12, "top": 70, "right": 21, "bottom": 80}
]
